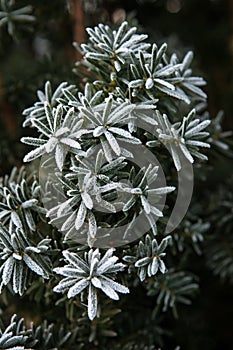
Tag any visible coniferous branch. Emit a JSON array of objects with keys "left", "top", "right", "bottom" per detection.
[
  {"left": 204, "top": 176, "right": 233, "bottom": 283},
  {"left": 58, "top": 82, "right": 104, "bottom": 111},
  {"left": 0, "top": 0, "right": 35, "bottom": 37},
  {"left": 78, "top": 95, "right": 140, "bottom": 162},
  {"left": 17, "top": 19, "right": 212, "bottom": 328},
  {"left": 170, "top": 51, "right": 207, "bottom": 101},
  {"left": 53, "top": 248, "right": 129, "bottom": 320},
  {"left": 1, "top": 15, "right": 230, "bottom": 348},
  {"left": 0, "top": 224, "right": 52, "bottom": 295},
  {"left": 205, "top": 230, "right": 233, "bottom": 284},
  {"left": 145, "top": 270, "right": 199, "bottom": 318},
  {"left": 147, "top": 109, "right": 211, "bottom": 170},
  {"left": 119, "top": 165, "right": 175, "bottom": 235},
  {"left": 72, "top": 304, "right": 120, "bottom": 343},
  {"left": 207, "top": 110, "right": 233, "bottom": 156},
  {"left": 0, "top": 166, "right": 44, "bottom": 232},
  {"left": 79, "top": 21, "right": 150, "bottom": 72},
  {"left": 46, "top": 150, "right": 127, "bottom": 245},
  {"left": 30, "top": 320, "right": 74, "bottom": 350},
  {"left": 128, "top": 44, "right": 187, "bottom": 102},
  {"left": 22, "top": 81, "right": 77, "bottom": 127},
  {"left": 22, "top": 103, "right": 86, "bottom": 171},
  {"left": 74, "top": 20, "right": 207, "bottom": 108},
  {"left": 0, "top": 314, "right": 74, "bottom": 349},
  {"left": 171, "top": 217, "right": 210, "bottom": 256},
  {"left": 123, "top": 234, "right": 171, "bottom": 281},
  {"left": 0, "top": 313, "right": 36, "bottom": 349}
]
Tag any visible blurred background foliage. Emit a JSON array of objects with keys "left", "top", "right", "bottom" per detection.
[{"left": 0, "top": 1, "right": 232, "bottom": 349}]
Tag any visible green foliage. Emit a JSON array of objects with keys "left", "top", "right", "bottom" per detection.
[
  {"left": 22, "top": 103, "right": 85, "bottom": 170},
  {"left": 123, "top": 234, "right": 171, "bottom": 281},
  {"left": 147, "top": 109, "right": 211, "bottom": 170},
  {"left": 0, "top": 313, "right": 74, "bottom": 349},
  {"left": 128, "top": 46, "right": 206, "bottom": 104},
  {"left": 79, "top": 21, "right": 150, "bottom": 72},
  {"left": 0, "top": 0, "right": 35, "bottom": 38},
  {"left": 146, "top": 270, "right": 199, "bottom": 318},
  {"left": 74, "top": 21, "right": 207, "bottom": 109},
  {"left": 22, "top": 81, "right": 77, "bottom": 128},
  {"left": 207, "top": 110, "right": 233, "bottom": 158},
  {"left": 0, "top": 12, "right": 232, "bottom": 349},
  {"left": 171, "top": 217, "right": 210, "bottom": 256},
  {"left": 0, "top": 313, "right": 37, "bottom": 349},
  {"left": 54, "top": 248, "right": 129, "bottom": 320},
  {"left": 204, "top": 176, "right": 233, "bottom": 284},
  {"left": 0, "top": 166, "right": 44, "bottom": 231},
  {"left": 0, "top": 224, "right": 52, "bottom": 295}
]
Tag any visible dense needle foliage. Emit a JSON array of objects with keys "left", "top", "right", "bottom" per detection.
[{"left": 0, "top": 1, "right": 232, "bottom": 349}]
